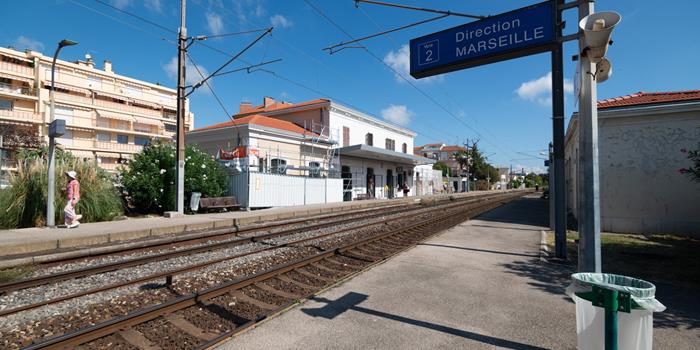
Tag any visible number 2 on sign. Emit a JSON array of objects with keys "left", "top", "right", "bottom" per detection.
[{"left": 425, "top": 50, "right": 433, "bottom": 62}]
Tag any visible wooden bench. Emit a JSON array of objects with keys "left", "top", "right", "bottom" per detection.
[
  {"left": 354, "top": 193, "right": 373, "bottom": 200},
  {"left": 198, "top": 196, "right": 241, "bottom": 212}
]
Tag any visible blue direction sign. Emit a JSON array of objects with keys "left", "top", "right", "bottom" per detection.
[{"left": 410, "top": 1, "right": 556, "bottom": 78}]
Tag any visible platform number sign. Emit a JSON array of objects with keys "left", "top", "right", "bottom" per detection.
[
  {"left": 410, "top": 1, "right": 556, "bottom": 78},
  {"left": 418, "top": 40, "right": 440, "bottom": 66}
]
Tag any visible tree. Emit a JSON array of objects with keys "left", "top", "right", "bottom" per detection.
[
  {"left": 680, "top": 145, "right": 700, "bottom": 183},
  {"left": 119, "top": 141, "right": 227, "bottom": 214},
  {"left": 524, "top": 172, "right": 543, "bottom": 188},
  {"left": 433, "top": 161, "right": 451, "bottom": 177}
]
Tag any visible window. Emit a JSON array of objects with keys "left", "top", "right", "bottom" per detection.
[
  {"left": 271, "top": 158, "right": 287, "bottom": 175},
  {"left": 133, "top": 123, "right": 153, "bottom": 133},
  {"left": 165, "top": 123, "right": 177, "bottom": 132},
  {"left": 54, "top": 107, "right": 74, "bottom": 124},
  {"left": 116, "top": 134, "right": 128, "bottom": 144},
  {"left": 134, "top": 136, "right": 150, "bottom": 146},
  {"left": 365, "top": 133, "right": 373, "bottom": 146},
  {"left": 97, "top": 133, "right": 110, "bottom": 142},
  {"left": 87, "top": 75, "right": 102, "bottom": 89},
  {"left": 385, "top": 138, "right": 395, "bottom": 151},
  {"left": 402, "top": 143, "right": 407, "bottom": 153},
  {"left": 309, "top": 161, "right": 321, "bottom": 178},
  {"left": 43, "top": 65, "right": 59, "bottom": 80},
  {"left": 57, "top": 130, "right": 73, "bottom": 146},
  {"left": 0, "top": 98, "right": 12, "bottom": 110},
  {"left": 343, "top": 126, "right": 350, "bottom": 147}
]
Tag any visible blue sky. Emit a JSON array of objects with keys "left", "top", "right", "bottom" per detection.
[{"left": 3, "top": 0, "right": 698, "bottom": 172}]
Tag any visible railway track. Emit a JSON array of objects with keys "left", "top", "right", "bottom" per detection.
[{"left": 2, "top": 191, "right": 524, "bottom": 349}]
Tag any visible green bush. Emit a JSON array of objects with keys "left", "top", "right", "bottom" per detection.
[
  {"left": 0, "top": 156, "right": 123, "bottom": 228},
  {"left": 119, "top": 141, "right": 227, "bottom": 214}
]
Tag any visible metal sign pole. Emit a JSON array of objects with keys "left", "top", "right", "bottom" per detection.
[
  {"left": 577, "top": 1, "right": 602, "bottom": 272},
  {"left": 552, "top": 0, "right": 567, "bottom": 259}
]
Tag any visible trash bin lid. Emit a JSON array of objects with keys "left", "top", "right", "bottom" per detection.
[{"left": 566, "top": 273, "right": 665, "bottom": 312}]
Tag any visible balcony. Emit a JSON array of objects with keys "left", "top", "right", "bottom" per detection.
[
  {"left": 0, "top": 81, "right": 35, "bottom": 97},
  {"left": 94, "top": 140, "right": 143, "bottom": 153},
  {"left": 0, "top": 61, "right": 34, "bottom": 77},
  {"left": 0, "top": 109, "right": 42, "bottom": 123},
  {"left": 52, "top": 90, "right": 164, "bottom": 118}
]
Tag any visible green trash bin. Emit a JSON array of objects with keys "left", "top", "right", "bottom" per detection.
[{"left": 566, "top": 273, "right": 665, "bottom": 350}]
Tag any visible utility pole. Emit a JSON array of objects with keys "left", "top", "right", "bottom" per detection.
[
  {"left": 577, "top": 1, "right": 602, "bottom": 272},
  {"left": 175, "top": 0, "right": 187, "bottom": 215},
  {"left": 551, "top": 0, "right": 567, "bottom": 259}
]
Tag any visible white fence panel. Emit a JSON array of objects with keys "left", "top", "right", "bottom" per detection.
[{"left": 229, "top": 172, "right": 344, "bottom": 208}]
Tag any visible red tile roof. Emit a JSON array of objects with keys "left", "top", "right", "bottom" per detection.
[
  {"left": 598, "top": 90, "right": 700, "bottom": 109},
  {"left": 190, "top": 114, "right": 314, "bottom": 136},
  {"left": 237, "top": 98, "right": 330, "bottom": 116},
  {"left": 441, "top": 145, "right": 467, "bottom": 152}
]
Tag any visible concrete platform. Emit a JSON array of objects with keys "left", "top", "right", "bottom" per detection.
[
  {"left": 216, "top": 194, "right": 577, "bottom": 349},
  {"left": 0, "top": 191, "right": 500, "bottom": 266},
  {"left": 217, "top": 194, "right": 697, "bottom": 349}
]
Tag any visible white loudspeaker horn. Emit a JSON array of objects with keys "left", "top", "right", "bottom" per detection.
[
  {"left": 579, "top": 11, "right": 621, "bottom": 61},
  {"left": 595, "top": 57, "right": 612, "bottom": 83}
]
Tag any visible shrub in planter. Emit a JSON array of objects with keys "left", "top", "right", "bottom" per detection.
[{"left": 119, "top": 141, "right": 227, "bottom": 214}]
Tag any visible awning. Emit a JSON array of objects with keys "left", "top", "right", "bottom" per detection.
[
  {"left": 95, "top": 151, "right": 119, "bottom": 158},
  {"left": 97, "top": 111, "right": 134, "bottom": 122},
  {"left": 43, "top": 81, "right": 91, "bottom": 95},
  {"left": 337, "top": 144, "right": 436, "bottom": 165},
  {"left": 0, "top": 72, "right": 34, "bottom": 84},
  {"left": 66, "top": 149, "right": 95, "bottom": 158},
  {"left": 94, "top": 90, "right": 127, "bottom": 102},
  {"left": 134, "top": 117, "right": 163, "bottom": 126}
]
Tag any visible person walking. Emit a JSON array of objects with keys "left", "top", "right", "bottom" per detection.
[{"left": 64, "top": 170, "right": 82, "bottom": 228}]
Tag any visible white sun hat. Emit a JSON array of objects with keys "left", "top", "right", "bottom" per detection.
[{"left": 65, "top": 171, "right": 77, "bottom": 179}]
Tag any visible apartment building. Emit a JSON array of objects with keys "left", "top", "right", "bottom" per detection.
[
  {"left": 414, "top": 143, "right": 468, "bottom": 176},
  {"left": 0, "top": 46, "right": 193, "bottom": 172}
]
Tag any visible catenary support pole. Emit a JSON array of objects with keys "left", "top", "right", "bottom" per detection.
[
  {"left": 552, "top": 0, "right": 567, "bottom": 259},
  {"left": 577, "top": 1, "right": 602, "bottom": 272},
  {"left": 175, "top": 0, "right": 187, "bottom": 215}
]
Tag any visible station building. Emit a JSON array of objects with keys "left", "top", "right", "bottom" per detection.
[
  {"left": 0, "top": 46, "right": 193, "bottom": 173},
  {"left": 187, "top": 97, "right": 435, "bottom": 207},
  {"left": 565, "top": 90, "right": 700, "bottom": 235}
]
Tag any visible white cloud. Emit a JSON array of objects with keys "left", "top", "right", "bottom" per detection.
[
  {"left": 235, "top": 0, "right": 266, "bottom": 24},
  {"left": 163, "top": 56, "right": 210, "bottom": 89},
  {"left": 144, "top": 0, "right": 162, "bottom": 13},
  {"left": 206, "top": 12, "right": 225, "bottom": 35},
  {"left": 383, "top": 44, "right": 443, "bottom": 84},
  {"left": 13, "top": 36, "right": 44, "bottom": 52},
  {"left": 381, "top": 104, "right": 413, "bottom": 126},
  {"left": 515, "top": 72, "right": 574, "bottom": 106},
  {"left": 270, "top": 14, "right": 293, "bottom": 28},
  {"left": 111, "top": 0, "right": 132, "bottom": 9}
]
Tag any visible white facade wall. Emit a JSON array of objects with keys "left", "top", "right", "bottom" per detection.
[
  {"left": 341, "top": 156, "right": 417, "bottom": 200},
  {"left": 329, "top": 104, "right": 414, "bottom": 153},
  {"left": 565, "top": 103, "right": 700, "bottom": 235}
]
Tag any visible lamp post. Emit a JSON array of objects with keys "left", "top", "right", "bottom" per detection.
[{"left": 46, "top": 39, "right": 77, "bottom": 227}]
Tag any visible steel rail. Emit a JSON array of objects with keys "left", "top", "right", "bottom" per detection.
[
  {"left": 20, "top": 192, "right": 522, "bottom": 350},
  {"left": 0, "top": 193, "right": 509, "bottom": 315}
]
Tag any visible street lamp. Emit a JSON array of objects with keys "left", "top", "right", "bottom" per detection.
[{"left": 46, "top": 39, "right": 78, "bottom": 227}]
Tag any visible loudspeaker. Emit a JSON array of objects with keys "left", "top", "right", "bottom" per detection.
[
  {"left": 579, "top": 12, "right": 621, "bottom": 61},
  {"left": 595, "top": 58, "right": 612, "bottom": 83}
]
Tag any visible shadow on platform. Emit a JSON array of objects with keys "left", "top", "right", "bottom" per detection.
[
  {"left": 301, "top": 292, "right": 550, "bottom": 350},
  {"left": 418, "top": 243, "right": 539, "bottom": 258},
  {"left": 475, "top": 195, "right": 550, "bottom": 228}
]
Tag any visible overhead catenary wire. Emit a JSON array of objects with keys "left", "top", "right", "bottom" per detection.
[
  {"left": 80, "top": 0, "right": 451, "bottom": 144},
  {"left": 304, "top": 0, "right": 515, "bottom": 157},
  {"left": 355, "top": 5, "right": 521, "bottom": 160},
  {"left": 185, "top": 52, "right": 232, "bottom": 120},
  {"left": 354, "top": 0, "right": 487, "bottom": 20}
]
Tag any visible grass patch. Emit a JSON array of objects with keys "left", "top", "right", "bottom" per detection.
[
  {"left": 546, "top": 231, "right": 700, "bottom": 289},
  {"left": 0, "top": 265, "right": 35, "bottom": 283}
]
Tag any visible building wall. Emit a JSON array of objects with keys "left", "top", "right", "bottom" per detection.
[
  {"left": 340, "top": 156, "right": 415, "bottom": 200},
  {"left": 329, "top": 107, "right": 413, "bottom": 154},
  {"left": 566, "top": 105, "right": 700, "bottom": 235}
]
